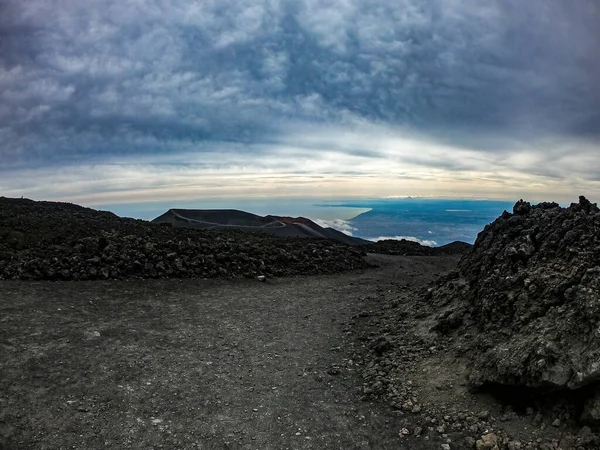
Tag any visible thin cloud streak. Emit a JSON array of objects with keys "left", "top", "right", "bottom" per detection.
[{"left": 2, "top": 136, "right": 598, "bottom": 206}]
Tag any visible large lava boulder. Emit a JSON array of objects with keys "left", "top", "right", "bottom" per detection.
[{"left": 431, "top": 196, "right": 600, "bottom": 393}]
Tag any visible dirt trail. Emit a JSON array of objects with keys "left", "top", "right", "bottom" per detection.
[{"left": 0, "top": 254, "right": 458, "bottom": 450}]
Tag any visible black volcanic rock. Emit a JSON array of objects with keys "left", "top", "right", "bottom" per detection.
[
  {"left": 0, "top": 197, "right": 369, "bottom": 281},
  {"left": 426, "top": 196, "right": 600, "bottom": 411},
  {"left": 362, "top": 239, "right": 471, "bottom": 256}
]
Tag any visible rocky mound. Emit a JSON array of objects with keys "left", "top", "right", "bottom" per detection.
[
  {"left": 363, "top": 239, "right": 471, "bottom": 256},
  {"left": 430, "top": 196, "right": 600, "bottom": 418},
  {"left": 0, "top": 197, "right": 369, "bottom": 281}
]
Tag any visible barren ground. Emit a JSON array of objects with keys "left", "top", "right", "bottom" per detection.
[{"left": 0, "top": 254, "right": 458, "bottom": 450}]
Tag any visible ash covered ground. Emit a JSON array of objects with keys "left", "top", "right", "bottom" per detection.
[{"left": 1, "top": 196, "right": 600, "bottom": 449}]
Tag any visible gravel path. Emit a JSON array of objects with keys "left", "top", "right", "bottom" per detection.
[{"left": 0, "top": 255, "right": 458, "bottom": 450}]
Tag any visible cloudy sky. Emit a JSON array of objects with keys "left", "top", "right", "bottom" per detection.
[{"left": 1, "top": 0, "right": 599, "bottom": 206}]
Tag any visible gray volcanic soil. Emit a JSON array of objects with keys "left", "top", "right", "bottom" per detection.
[
  {"left": 4, "top": 196, "right": 598, "bottom": 449},
  {"left": 0, "top": 255, "right": 458, "bottom": 450}
]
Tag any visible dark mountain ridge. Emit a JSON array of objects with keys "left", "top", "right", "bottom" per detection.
[{"left": 151, "top": 208, "right": 370, "bottom": 245}]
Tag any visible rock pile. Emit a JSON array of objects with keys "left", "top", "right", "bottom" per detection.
[
  {"left": 349, "top": 197, "right": 600, "bottom": 449},
  {"left": 431, "top": 196, "right": 600, "bottom": 418},
  {"left": 0, "top": 197, "right": 369, "bottom": 281},
  {"left": 363, "top": 239, "right": 471, "bottom": 256}
]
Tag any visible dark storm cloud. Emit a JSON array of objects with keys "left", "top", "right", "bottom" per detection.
[{"left": 0, "top": 0, "right": 599, "bottom": 199}]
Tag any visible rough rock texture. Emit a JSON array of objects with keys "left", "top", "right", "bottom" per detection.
[
  {"left": 363, "top": 239, "right": 472, "bottom": 256},
  {"left": 347, "top": 202, "right": 600, "bottom": 449},
  {"left": 0, "top": 197, "right": 369, "bottom": 281},
  {"left": 430, "top": 196, "right": 600, "bottom": 394}
]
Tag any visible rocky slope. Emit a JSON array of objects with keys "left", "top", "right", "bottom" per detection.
[
  {"left": 351, "top": 197, "right": 600, "bottom": 449},
  {"left": 0, "top": 197, "right": 369, "bottom": 281},
  {"left": 432, "top": 196, "right": 600, "bottom": 398}
]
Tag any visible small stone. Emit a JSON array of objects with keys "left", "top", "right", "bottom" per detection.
[
  {"left": 532, "top": 413, "right": 543, "bottom": 427},
  {"left": 399, "top": 428, "right": 410, "bottom": 436},
  {"left": 257, "top": 275, "right": 267, "bottom": 282},
  {"left": 551, "top": 418, "right": 561, "bottom": 427},
  {"left": 441, "top": 444, "right": 451, "bottom": 450},
  {"left": 327, "top": 367, "right": 341, "bottom": 375},
  {"left": 413, "top": 426, "right": 423, "bottom": 437},
  {"left": 476, "top": 433, "right": 499, "bottom": 450}
]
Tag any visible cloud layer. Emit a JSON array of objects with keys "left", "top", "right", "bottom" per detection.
[
  {"left": 1, "top": 0, "right": 599, "bottom": 203},
  {"left": 312, "top": 218, "right": 357, "bottom": 236}
]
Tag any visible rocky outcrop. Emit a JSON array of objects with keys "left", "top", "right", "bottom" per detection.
[
  {"left": 429, "top": 196, "right": 600, "bottom": 400},
  {"left": 0, "top": 197, "right": 369, "bottom": 281},
  {"left": 363, "top": 239, "right": 471, "bottom": 256}
]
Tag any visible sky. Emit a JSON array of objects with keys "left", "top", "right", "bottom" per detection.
[{"left": 1, "top": 0, "right": 599, "bottom": 207}]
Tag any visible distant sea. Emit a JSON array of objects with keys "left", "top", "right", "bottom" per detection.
[
  {"left": 98, "top": 197, "right": 515, "bottom": 247},
  {"left": 335, "top": 198, "right": 515, "bottom": 246}
]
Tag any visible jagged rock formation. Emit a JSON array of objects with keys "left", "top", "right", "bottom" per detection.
[
  {"left": 429, "top": 196, "right": 600, "bottom": 416},
  {"left": 0, "top": 197, "right": 369, "bottom": 281}
]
